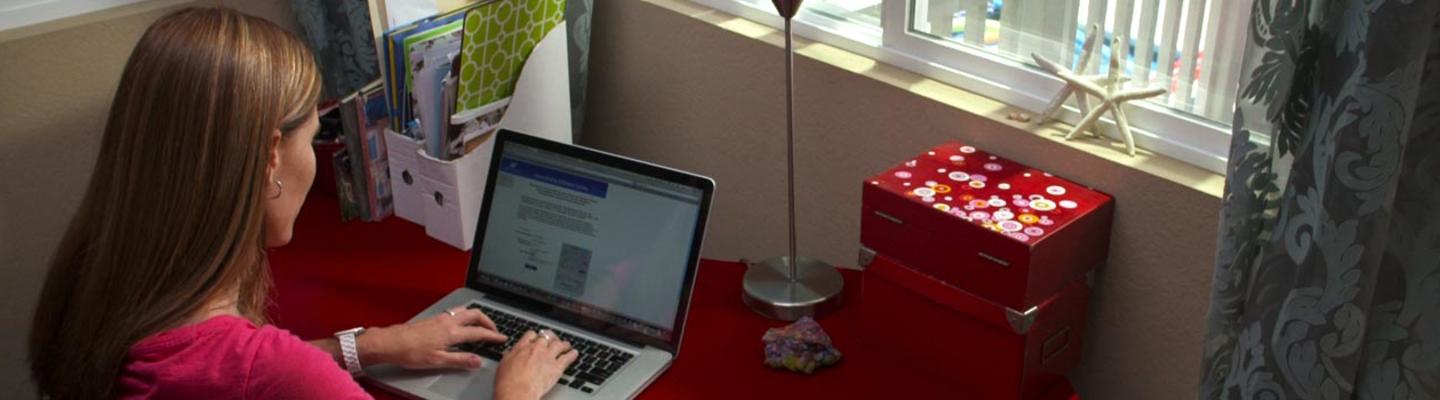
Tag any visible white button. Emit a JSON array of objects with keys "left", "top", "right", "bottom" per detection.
[
  {"left": 1030, "top": 199, "right": 1057, "bottom": 211},
  {"left": 993, "top": 210, "right": 1015, "bottom": 221},
  {"left": 913, "top": 187, "right": 936, "bottom": 197},
  {"left": 987, "top": 198, "right": 1007, "bottom": 207},
  {"left": 1059, "top": 200, "right": 1078, "bottom": 209},
  {"left": 998, "top": 220, "right": 1023, "bottom": 232},
  {"left": 998, "top": 183, "right": 1012, "bottom": 190},
  {"left": 1046, "top": 185, "right": 1067, "bottom": 196},
  {"left": 984, "top": 163, "right": 1003, "bottom": 171},
  {"left": 959, "top": 146, "right": 976, "bottom": 154},
  {"left": 949, "top": 155, "right": 964, "bottom": 162},
  {"left": 894, "top": 171, "right": 912, "bottom": 179},
  {"left": 948, "top": 171, "right": 971, "bottom": 182},
  {"left": 925, "top": 180, "right": 938, "bottom": 187}
]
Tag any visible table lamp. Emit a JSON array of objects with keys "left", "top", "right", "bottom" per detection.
[{"left": 742, "top": 0, "right": 845, "bottom": 321}]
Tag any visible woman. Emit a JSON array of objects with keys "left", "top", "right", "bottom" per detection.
[{"left": 27, "top": 7, "right": 575, "bottom": 399}]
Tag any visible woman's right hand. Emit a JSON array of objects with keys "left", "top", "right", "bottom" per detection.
[{"left": 494, "top": 330, "right": 579, "bottom": 400}]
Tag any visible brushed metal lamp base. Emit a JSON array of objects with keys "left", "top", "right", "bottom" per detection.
[{"left": 742, "top": 256, "right": 844, "bottom": 321}]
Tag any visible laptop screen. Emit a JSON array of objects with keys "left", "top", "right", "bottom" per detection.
[{"left": 472, "top": 139, "right": 705, "bottom": 343}]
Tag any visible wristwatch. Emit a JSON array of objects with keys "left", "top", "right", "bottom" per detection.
[{"left": 335, "top": 327, "right": 366, "bottom": 377}]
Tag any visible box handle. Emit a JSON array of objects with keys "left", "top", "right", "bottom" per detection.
[
  {"left": 433, "top": 191, "right": 445, "bottom": 206},
  {"left": 872, "top": 210, "right": 904, "bottom": 225},
  {"left": 401, "top": 170, "right": 414, "bottom": 185},
  {"left": 1042, "top": 327, "right": 1071, "bottom": 364},
  {"left": 977, "top": 251, "right": 1011, "bottom": 267}
]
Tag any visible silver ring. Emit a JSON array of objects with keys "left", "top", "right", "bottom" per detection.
[
  {"left": 445, "top": 310, "right": 457, "bottom": 317},
  {"left": 537, "top": 331, "right": 553, "bottom": 341}
]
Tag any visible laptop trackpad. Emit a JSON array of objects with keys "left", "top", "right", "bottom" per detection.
[{"left": 426, "top": 367, "right": 497, "bottom": 399}]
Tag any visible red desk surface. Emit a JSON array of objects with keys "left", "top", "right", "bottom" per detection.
[{"left": 269, "top": 197, "right": 1080, "bottom": 399}]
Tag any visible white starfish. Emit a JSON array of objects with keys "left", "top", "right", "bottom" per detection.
[
  {"left": 1032, "top": 24, "right": 1167, "bottom": 156},
  {"left": 1034, "top": 24, "right": 1106, "bottom": 135}
]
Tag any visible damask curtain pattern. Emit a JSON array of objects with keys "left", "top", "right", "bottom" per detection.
[
  {"left": 1200, "top": 0, "right": 1440, "bottom": 399},
  {"left": 290, "top": 0, "right": 382, "bottom": 99},
  {"left": 566, "top": 0, "right": 593, "bottom": 138}
]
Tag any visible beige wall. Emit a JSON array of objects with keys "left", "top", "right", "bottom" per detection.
[
  {"left": 0, "top": 2, "right": 294, "bottom": 396},
  {"left": 581, "top": 1, "right": 1221, "bottom": 399}
]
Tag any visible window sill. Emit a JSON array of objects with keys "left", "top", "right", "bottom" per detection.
[
  {"left": 0, "top": 0, "right": 192, "bottom": 43},
  {"left": 648, "top": 0, "right": 1224, "bottom": 199}
]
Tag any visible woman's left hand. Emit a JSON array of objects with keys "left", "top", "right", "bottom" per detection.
[{"left": 360, "top": 307, "right": 508, "bottom": 370}]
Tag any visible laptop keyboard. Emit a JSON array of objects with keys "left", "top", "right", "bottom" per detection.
[{"left": 456, "top": 303, "right": 635, "bottom": 394}]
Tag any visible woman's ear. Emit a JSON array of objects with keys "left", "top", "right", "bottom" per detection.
[{"left": 265, "top": 129, "right": 283, "bottom": 181}]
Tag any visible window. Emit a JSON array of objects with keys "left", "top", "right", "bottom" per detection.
[
  {"left": 729, "top": 0, "right": 884, "bottom": 44},
  {"left": 691, "top": 0, "right": 1255, "bottom": 174}
]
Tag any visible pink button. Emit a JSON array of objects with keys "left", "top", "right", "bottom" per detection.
[{"left": 998, "top": 220, "right": 1023, "bottom": 232}]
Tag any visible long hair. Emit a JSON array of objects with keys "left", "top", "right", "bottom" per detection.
[{"left": 27, "top": 7, "right": 321, "bottom": 399}]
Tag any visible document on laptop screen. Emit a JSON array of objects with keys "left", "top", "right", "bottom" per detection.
[{"left": 476, "top": 143, "right": 703, "bottom": 338}]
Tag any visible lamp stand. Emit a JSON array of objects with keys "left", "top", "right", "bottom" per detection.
[{"left": 741, "top": 16, "right": 844, "bottom": 321}]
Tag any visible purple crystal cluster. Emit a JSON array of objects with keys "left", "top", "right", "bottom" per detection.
[{"left": 762, "top": 317, "right": 842, "bottom": 374}]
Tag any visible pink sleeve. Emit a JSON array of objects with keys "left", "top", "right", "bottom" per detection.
[{"left": 246, "top": 326, "right": 372, "bottom": 399}]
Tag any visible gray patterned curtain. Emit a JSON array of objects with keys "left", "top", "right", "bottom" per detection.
[
  {"left": 566, "top": 0, "right": 594, "bottom": 139},
  {"left": 1200, "top": 0, "right": 1440, "bottom": 399},
  {"left": 290, "top": 0, "right": 381, "bottom": 99}
]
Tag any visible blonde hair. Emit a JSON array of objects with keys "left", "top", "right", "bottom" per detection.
[{"left": 28, "top": 7, "right": 321, "bottom": 399}]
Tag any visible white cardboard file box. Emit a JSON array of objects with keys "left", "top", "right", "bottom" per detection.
[
  {"left": 415, "top": 136, "right": 495, "bottom": 251},
  {"left": 384, "top": 129, "right": 426, "bottom": 224},
  {"left": 385, "top": 22, "right": 573, "bottom": 250}
]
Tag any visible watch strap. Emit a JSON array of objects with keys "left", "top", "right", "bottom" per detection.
[{"left": 336, "top": 327, "right": 365, "bottom": 377}]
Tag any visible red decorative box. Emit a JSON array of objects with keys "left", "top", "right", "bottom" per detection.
[
  {"left": 860, "top": 142, "right": 1113, "bottom": 309},
  {"left": 860, "top": 252, "right": 1089, "bottom": 400}
]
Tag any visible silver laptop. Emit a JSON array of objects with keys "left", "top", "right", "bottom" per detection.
[{"left": 368, "top": 129, "right": 715, "bottom": 399}]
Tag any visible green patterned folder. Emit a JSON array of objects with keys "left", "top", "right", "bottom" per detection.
[{"left": 455, "top": 0, "right": 567, "bottom": 112}]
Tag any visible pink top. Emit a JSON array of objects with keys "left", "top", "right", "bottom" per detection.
[{"left": 118, "top": 315, "right": 371, "bottom": 399}]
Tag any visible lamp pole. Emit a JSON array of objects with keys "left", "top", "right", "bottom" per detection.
[{"left": 741, "top": 0, "right": 844, "bottom": 321}]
